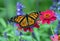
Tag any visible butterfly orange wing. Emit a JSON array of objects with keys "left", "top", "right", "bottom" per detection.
[
  {"left": 14, "top": 16, "right": 24, "bottom": 23},
  {"left": 28, "top": 12, "right": 39, "bottom": 26},
  {"left": 28, "top": 12, "right": 39, "bottom": 20},
  {"left": 28, "top": 17, "right": 35, "bottom": 26},
  {"left": 19, "top": 17, "right": 28, "bottom": 27}
]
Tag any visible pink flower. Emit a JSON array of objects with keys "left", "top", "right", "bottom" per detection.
[
  {"left": 40, "top": 10, "right": 56, "bottom": 24},
  {"left": 50, "top": 34, "right": 58, "bottom": 41},
  {"left": 50, "top": 34, "right": 60, "bottom": 41}
]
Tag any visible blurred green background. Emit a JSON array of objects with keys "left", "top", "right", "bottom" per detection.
[{"left": 0, "top": 0, "right": 58, "bottom": 41}]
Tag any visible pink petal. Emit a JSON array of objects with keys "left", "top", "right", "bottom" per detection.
[
  {"left": 23, "top": 28, "right": 28, "bottom": 32},
  {"left": 46, "top": 10, "right": 55, "bottom": 15},
  {"left": 42, "top": 21, "right": 45, "bottom": 24},
  {"left": 36, "top": 20, "right": 40, "bottom": 24},
  {"left": 47, "top": 20, "right": 50, "bottom": 24},
  {"left": 50, "top": 34, "right": 58, "bottom": 41},
  {"left": 18, "top": 26, "right": 22, "bottom": 30},
  {"left": 45, "top": 10, "right": 55, "bottom": 17},
  {"left": 28, "top": 28, "right": 33, "bottom": 32},
  {"left": 50, "top": 36, "right": 54, "bottom": 41},
  {"left": 16, "top": 24, "right": 22, "bottom": 30},
  {"left": 34, "top": 22, "right": 39, "bottom": 28},
  {"left": 42, "top": 20, "right": 47, "bottom": 24},
  {"left": 16, "top": 24, "right": 19, "bottom": 26},
  {"left": 54, "top": 34, "right": 58, "bottom": 39},
  {"left": 40, "top": 11, "right": 45, "bottom": 15},
  {"left": 51, "top": 16, "right": 56, "bottom": 21},
  {"left": 40, "top": 15, "right": 43, "bottom": 20}
]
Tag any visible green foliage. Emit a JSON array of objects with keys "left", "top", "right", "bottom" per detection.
[{"left": 0, "top": 0, "right": 58, "bottom": 41}]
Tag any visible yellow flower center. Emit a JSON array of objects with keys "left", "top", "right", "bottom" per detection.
[{"left": 44, "top": 14, "right": 50, "bottom": 18}]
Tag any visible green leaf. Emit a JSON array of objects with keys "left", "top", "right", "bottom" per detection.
[{"left": 0, "top": 18, "right": 7, "bottom": 28}]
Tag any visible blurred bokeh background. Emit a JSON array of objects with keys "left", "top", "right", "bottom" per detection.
[{"left": 0, "top": 0, "right": 59, "bottom": 41}]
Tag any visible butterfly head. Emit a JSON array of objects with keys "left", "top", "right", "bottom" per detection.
[
  {"left": 8, "top": 17, "right": 15, "bottom": 22},
  {"left": 26, "top": 14, "right": 28, "bottom": 17}
]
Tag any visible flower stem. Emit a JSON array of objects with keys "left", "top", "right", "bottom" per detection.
[
  {"left": 51, "top": 25, "right": 54, "bottom": 35},
  {"left": 31, "top": 32, "right": 34, "bottom": 41}
]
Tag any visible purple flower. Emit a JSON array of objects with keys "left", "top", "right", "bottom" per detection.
[
  {"left": 15, "top": 30, "right": 20, "bottom": 36},
  {"left": 57, "top": 1, "right": 60, "bottom": 4},
  {"left": 52, "top": 0, "right": 58, "bottom": 2},
  {"left": 56, "top": 20, "right": 60, "bottom": 34},
  {"left": 16, "top": 2, "right": 24, "bottom": 15},
  {"left": 49, "top": 4, "right": 57, "bottom": 11},
  {"left": 54, "top": 28, "right": 58, "bottom": 34},
  {"left": 56, "top": 13, "right": 60, "bottom": 20},
  {"left": 58, "top": 0, "right": 60, "bottom": 2},
  {"left": 56, "top": 21, "right": 60, "bottom": 34},
  {"left": 53, "top": 12, "right": 60, "bottom": 34},
  {"left": 15, "top": 30, "right": 23, "bottom": 36},
  {"left": 58, "top": 6, "right": 60, "bottom": 10}
]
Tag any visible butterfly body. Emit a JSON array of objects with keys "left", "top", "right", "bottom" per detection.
[{"left": 9, "top": 12, "right": 39, "bottom": 28}]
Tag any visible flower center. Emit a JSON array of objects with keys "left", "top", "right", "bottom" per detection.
[{"left": 44, "top": 14, "right": 50, "bottom": 18}]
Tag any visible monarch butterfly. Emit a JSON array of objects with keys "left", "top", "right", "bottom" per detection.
[{"left": 9, "top": 12, "right": 39, "bottom": 28}]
